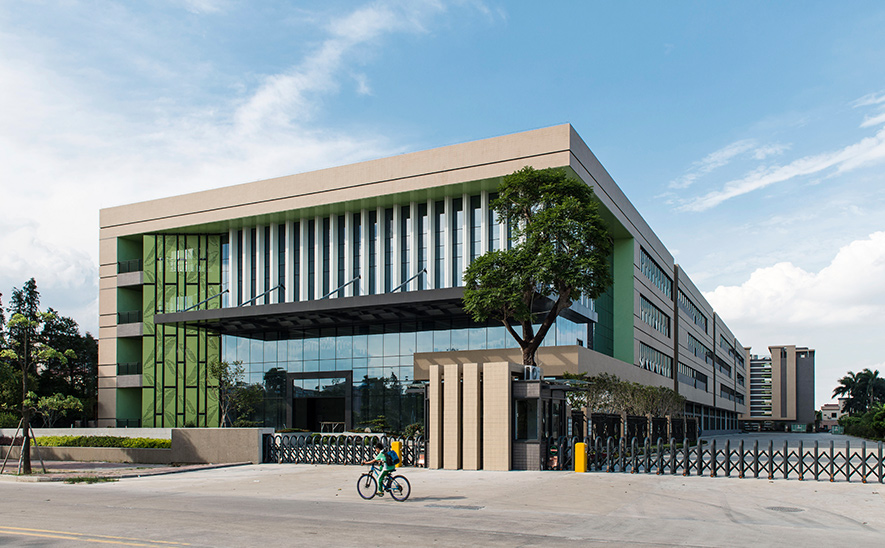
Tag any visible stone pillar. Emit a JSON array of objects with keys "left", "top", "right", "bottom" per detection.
[
  {"left": 428, "top": 365, "right": 443, "bottom": 469},
  {"left": 483, "top": 362, "right": 513, "bottom": 471},
  {"left": 443, "top": 363, "right": 462, "bottom": 470},
  {"left": 462, "top": 363, "right": 481, "bottom": 470}
]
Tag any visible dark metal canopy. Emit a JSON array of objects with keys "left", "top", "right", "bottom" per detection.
[{"left": 154, "top": 287, "right": 592, "bottom": 340}]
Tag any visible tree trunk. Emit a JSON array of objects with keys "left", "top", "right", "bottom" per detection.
[
  {"left": 522, "top": 345, "right": 537, "bottom": 367},
  {"left": 21, "top": 330, "right": 31, "bottom": 474}
]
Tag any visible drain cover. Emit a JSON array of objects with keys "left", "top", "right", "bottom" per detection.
[
  {"left": 766, "top": 506, "right": 803, "bottom": 513},
  {"left": 425, "top": 504, "right": 484, "bottom": 511}
]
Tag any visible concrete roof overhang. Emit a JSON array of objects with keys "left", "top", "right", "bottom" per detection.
[{"left": 154, "top": 288, "right": 592, "bottom": 340}]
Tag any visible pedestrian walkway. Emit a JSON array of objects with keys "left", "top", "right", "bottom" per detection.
[{"left": 0, "top": 460, "right": 249, "bottom": 482}]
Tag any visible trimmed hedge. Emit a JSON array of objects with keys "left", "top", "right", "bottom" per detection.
[{"left": 34, "top": 436, "right": 171, "bottom": 449}]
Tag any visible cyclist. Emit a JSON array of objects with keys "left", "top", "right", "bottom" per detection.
[{"left": 362, "top": 440, "right": 395, "bottom": 496}]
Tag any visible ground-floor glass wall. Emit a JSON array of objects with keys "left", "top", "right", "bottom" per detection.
[{"left": 220, "top": 315, "right": 592, "bottom": 431}]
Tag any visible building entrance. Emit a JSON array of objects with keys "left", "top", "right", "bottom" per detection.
[{"left": 287, "top": 371, "right": 353, "bottom": 432}]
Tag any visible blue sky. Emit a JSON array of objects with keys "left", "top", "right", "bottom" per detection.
[{"left": 2, "top": 1, "right": 884, "bottom": 407}]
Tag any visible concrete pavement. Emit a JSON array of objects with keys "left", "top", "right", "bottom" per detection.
[{"left": 2, "top": 463, "right": 884, "bottom": 546}]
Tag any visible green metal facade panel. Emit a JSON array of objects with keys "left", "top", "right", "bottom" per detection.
[
  {"left": 593, "top": 286, "right": 614, "bottom": 357},
  {"left": 137, "top": 233, "right": 222, "bottom": 427},
  {"left": 116, "top": 388, "right": 142, "bottom": 420},
  {"left": 612, "top": 237, "right": 635, "bottom": 364}
]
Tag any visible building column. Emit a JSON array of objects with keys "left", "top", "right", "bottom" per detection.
[
  {"left": 344, "top": 212, "right": 353, "bottom": 297},
  {"left": 269, "top": 223, "right": 279, "bottom": 303},
  {"left": 483, "top": 362, "right": 514, "bottom": 471},
  {"left": 329, "top": 215, "right": 339, "bottom": 299},
  {"left": 443, "top": 196, "right": 452, "bottom": 288},
  {"left": 480, "top": 190, "right": 489, "bottom": 255},
  {"left": 443, "top": 363, "right": 462, "bottom": 470},
  {"left": 256, "top": 224, "right": 266, "bottom": 304},
  {"left": 428, "top": 364, "right": 443, "bottom": 469},
  {"left": 425, "top": 199, "right": 435, "bottom": 289},
  {"left": 242, "top": 227, "right": 252, "bottom": 304},
  {"left": 360, "top": 209, "right": 370, "bottom": 296},
  {"left": 410, "top": 201, "right": 419, "bottom": 291},
  {"left": 462, "top": 363, "right": 481, "bottom": 471},
  {"left": 299, "top": 219, "right": 309, "bottom": 301},
  {"left": 285, "top": 222, "right": 295, "bottom": 303},
  {"left": 228, "top": 228, "right": 239, "bottom": 306}
]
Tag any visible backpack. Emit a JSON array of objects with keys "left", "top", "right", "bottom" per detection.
[{"left": 384, "top": 449, "right": 400, "bottom": 466}]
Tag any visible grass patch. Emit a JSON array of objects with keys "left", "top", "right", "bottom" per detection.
[{"left": 63, "top": 476, "right": 118, "bottom": 484}]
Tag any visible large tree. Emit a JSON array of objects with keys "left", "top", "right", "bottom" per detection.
[
  {"left": 37, "top": 310, "right": 98, "bottom": 421},
  {"left": 834, "top": 369, "right": 885, "bottom": 415},
  {"left": 1, "top": 312, "right": 71, "bottom": 473},
  {"left": 463, "top": 167, "right": 613, "bottom": 367}
]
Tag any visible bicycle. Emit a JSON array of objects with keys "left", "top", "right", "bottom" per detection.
[{"left": 357, "top": 462, "right": 411, "bottom": 501}]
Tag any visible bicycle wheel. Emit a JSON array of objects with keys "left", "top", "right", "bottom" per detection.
[
  {"left": 386, "top": 474, "right": 411, "bottom": 501},
  {"left": 357, "top": 473, "right": 377, "bottom": 500}
]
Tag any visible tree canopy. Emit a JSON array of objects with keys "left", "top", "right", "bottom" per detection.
[
  {"left": 463, "top": 167, "right": 613, "bottom": 367},
  {"left": 833, "top": 368, "right": 885, "bottom": 415}
]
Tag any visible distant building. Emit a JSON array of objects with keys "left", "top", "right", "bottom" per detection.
[
  {"left": 741, "top": 345, "right": 815, "bottom": 430},
  {"left": 820, "top": 400, "right": 846, "bottom": 430}
]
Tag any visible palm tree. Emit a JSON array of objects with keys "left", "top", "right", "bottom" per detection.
[{"left": 834, "top": 369, "right": 885, "bottom": 415}]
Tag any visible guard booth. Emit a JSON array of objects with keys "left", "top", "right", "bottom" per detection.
[{"left": 512, "top": 379, "right": 570, "bottom": 470}]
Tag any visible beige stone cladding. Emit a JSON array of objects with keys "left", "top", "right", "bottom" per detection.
[
  {"left": 443, "top": 363, "right": 462, "bottom": 470},
  {"left": 461, "top": 363, "right": 481, "bottom": 471},
  {"left": 481, "top": 362, "right": 515, "bottom": 472},
  {"left": 428, "top": 365, "right": 443, "bottom": 469}
]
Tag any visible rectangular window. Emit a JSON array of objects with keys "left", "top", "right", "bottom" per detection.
[
  {"left": 678, "top": 362, "right": 708, "bottom": 391},
  {"left": 236, "top": 229, "right": 243, "bottom": 305},
  {"left": 451, "top": 197, "right": 464, "bottom": 287},
  {"left": 384, "top": 208, "right": 394, "bottom": 292},
  {"left": 514, "top": 399, "right": 538, "bottom": 440},
  {"left": 368, "top": 210, "right": 377, "bottom": 295},
  {"left": 278, "top": 224, "right": 285, "bottom": 302},
  {"left": 264, "top": 225, "right": 271, "bottom": 304},
  {"left": 222, "top": 240, "right": 230, "bottom": 307},
  {"left": 469, "top": 194, "right": 481, "bottom": 262},
  {"left": 250, "top": 228, "right": 257, "bottom": 301},
  {"left": 292, "top": 222, "right": 300, "bottom": 302},
  {"left": 417, "top": 203, "right": 428, "bottom": 290},
  {"left": 307, "top": 220, "right": 315, "bottom": 300},
  {"left": 400, "top": 205, "right": 411, "bottom": 287},
  {"left": 322, "top": 217, "right": 331, "bottom": 297},
  {"left": 677, "top": 289, "right": 707, "bottom": 333},
  {"left": 640, "top": 295, "right": 670, "bottom": 337},
  {"left": 337, "top": 215, "right": 346, "bottom": 297},
  {"left": 352, "top": 213, "right": 361, "bottom": 296},
  {"left": 639, "top": 342, "right": 672, "bottom": 378},
  {"left": 687, "top": 333, "right": 713, "bottom": 365},
  {"left": 434, "top": 201, "right": 445, "bottom": 289},
  {"left": 488, "top": 192, "right": 500, "bottom": 252},
  {"left": 640, "top": 248, "right": 672, "bottom": 298}
]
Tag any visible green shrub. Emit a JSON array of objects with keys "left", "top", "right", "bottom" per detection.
[
  {"left": 35, "top": 436, "right": 171, "bottom": 449},
  {"left": 0, "top": 411, "right": 19, "bottom": 428}
]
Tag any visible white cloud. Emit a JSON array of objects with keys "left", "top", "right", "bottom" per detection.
[
  {"left": 669, "top": 139, "right": 790, "bottom": 190},
  {"left": 0, "top": 1, "right": 467, "bottom": 334},
  {"left": 179, "top": 0, "right": 229, "bottom": 14},
  {"left": 669, "top": 139, "right": 755, "bottom": 189},
  {"left": 679, "top": 124, "right": 885, "bottom": 212},
  {"left": 705, "top": 232, "right": 885, "bottom": 326},
  {"left": 851, "top": 91, "right": 885, "bottom": 108},
  {"left": 704, "top": 232, "right": 885, "bottom": 405}
]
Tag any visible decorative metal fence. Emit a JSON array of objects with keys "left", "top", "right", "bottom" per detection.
[
  {"left": 263, "top": 433, "right": 425, "bottom": 467},
  {"left": 548, "top": 436, "right": 885, "bottom": 483}
]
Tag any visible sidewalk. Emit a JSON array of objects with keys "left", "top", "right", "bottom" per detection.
[{"left": 0, "top": 460, "right": 250, "bottom": 482}]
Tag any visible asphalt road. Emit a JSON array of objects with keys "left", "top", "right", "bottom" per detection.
[{"left": 1, "top": 463, "right": 884, "bottom": 547}]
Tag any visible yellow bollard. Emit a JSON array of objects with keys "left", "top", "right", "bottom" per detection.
[
  {"left": 575, "top": 442, "right": 587, "bottom": 473},
  {"left": 391, "top": 441, "right": 403, "bottom": 468}
]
